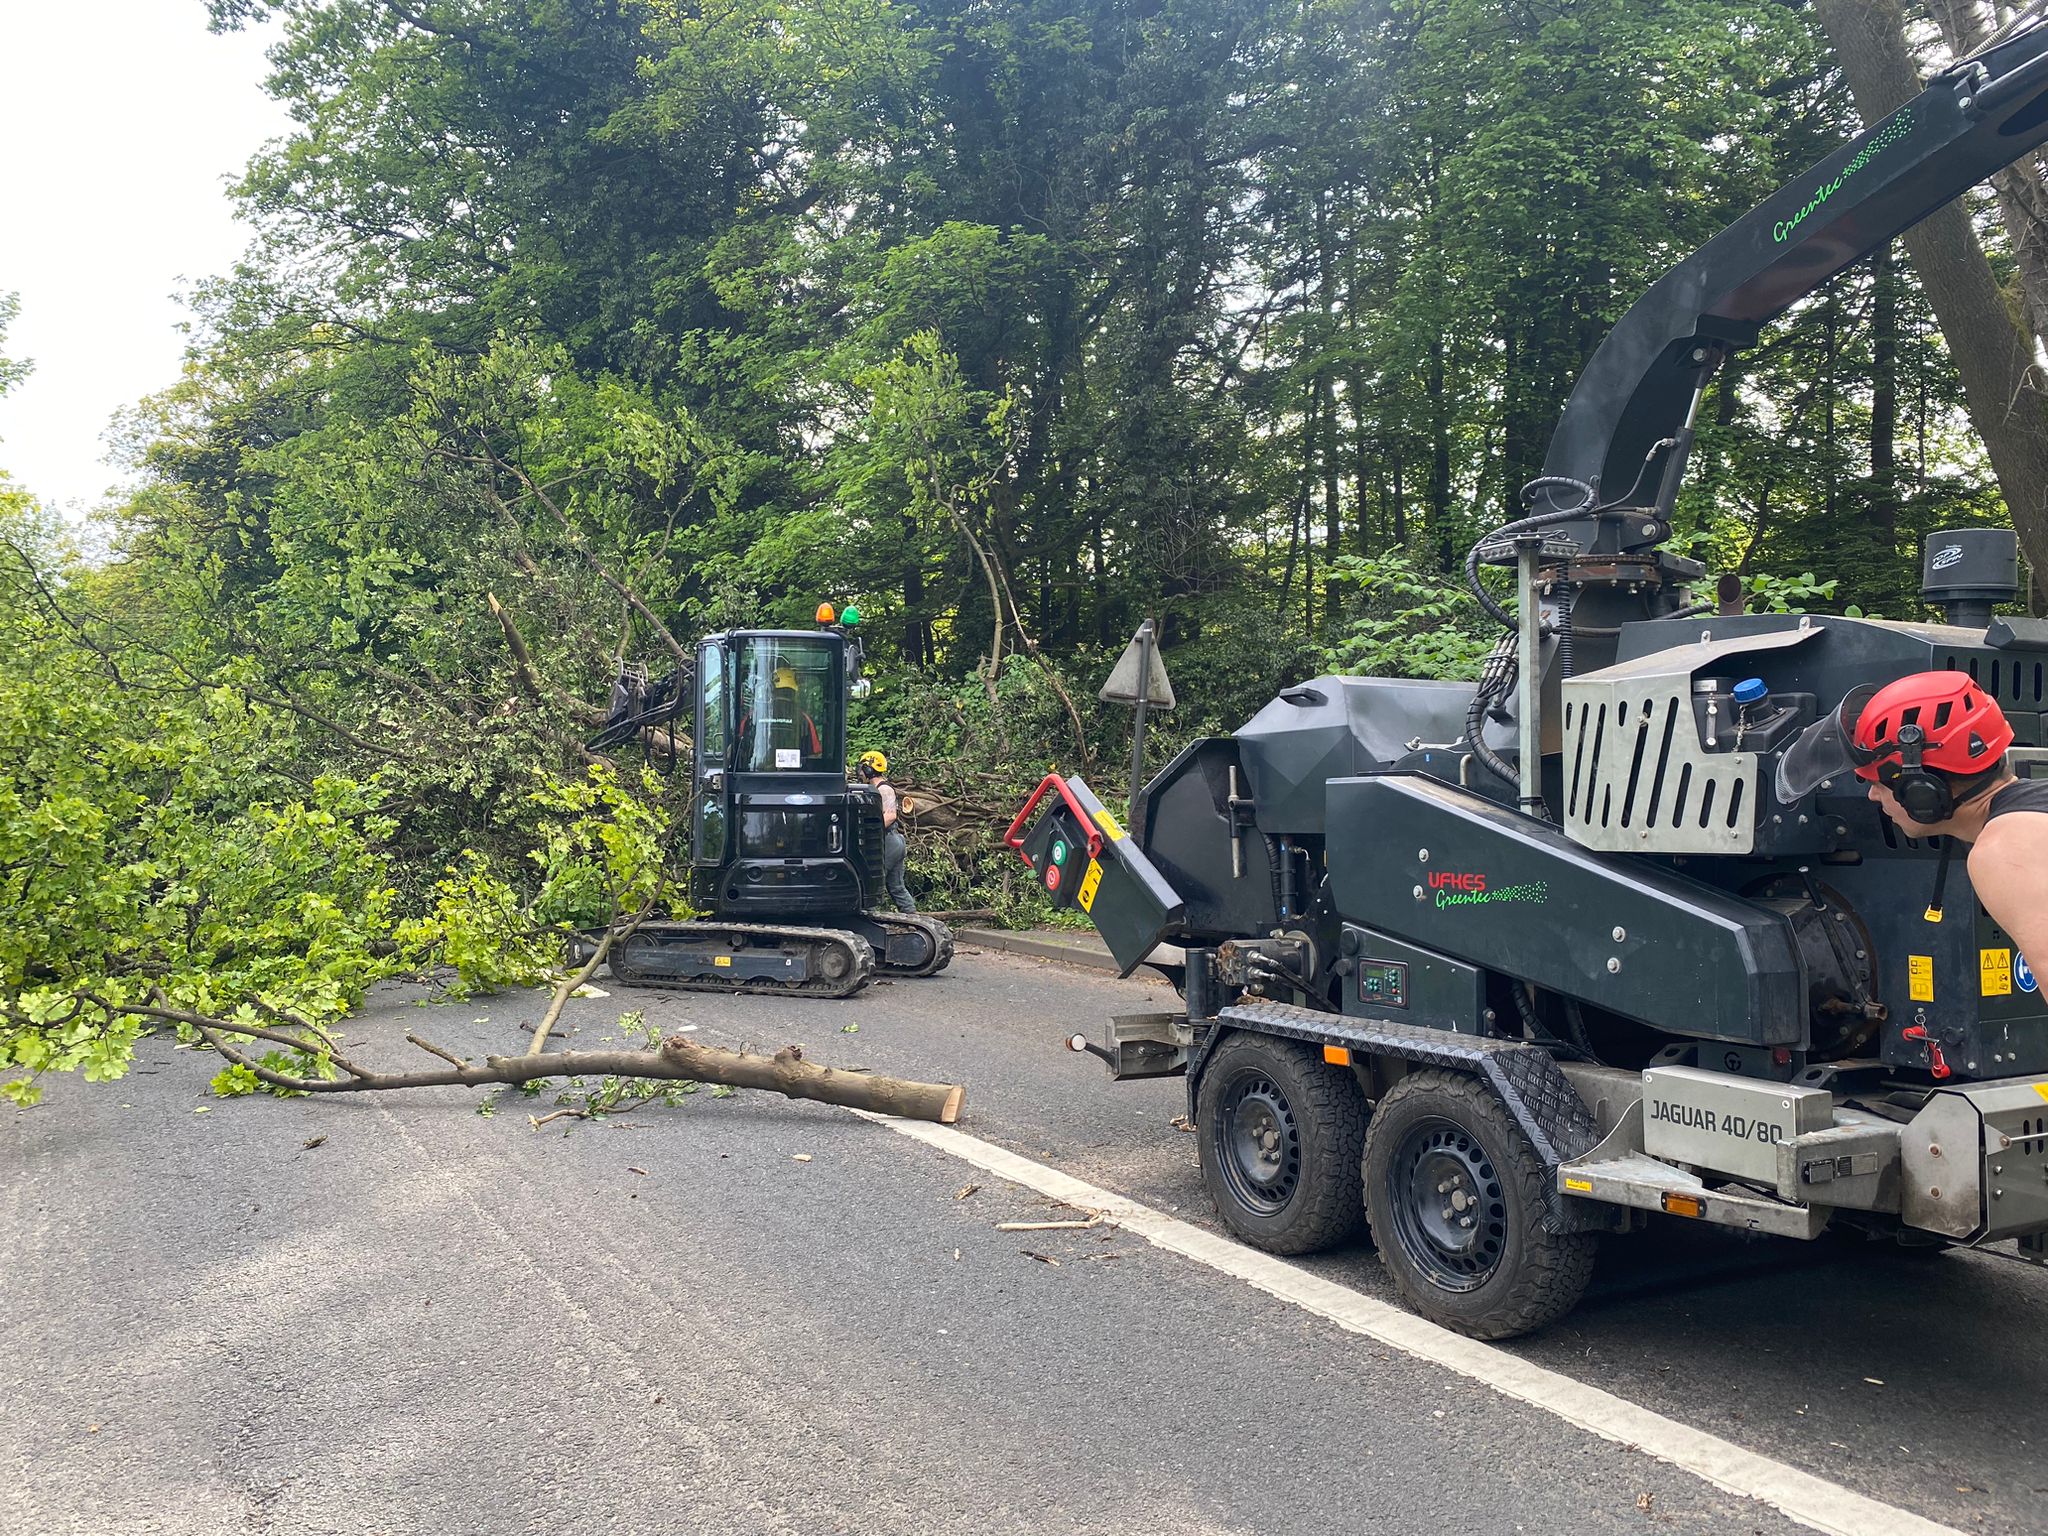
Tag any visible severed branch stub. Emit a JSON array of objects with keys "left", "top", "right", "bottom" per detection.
[{"left": 994, "top": 1215, "right": 1104, "bottom": 1232}]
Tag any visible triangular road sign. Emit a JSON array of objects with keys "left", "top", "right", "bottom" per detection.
[{"left": 1099, "top": 621, "right": 1175, "bottom": 709}]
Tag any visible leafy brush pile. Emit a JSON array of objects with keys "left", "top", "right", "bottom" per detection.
[{"left": 0, "top": 511, "right": 677, "bottom": 1106}]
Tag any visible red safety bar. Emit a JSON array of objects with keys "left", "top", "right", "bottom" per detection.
[{"left": 1002, "top": 773, "right": 1105, "bottom": 867}]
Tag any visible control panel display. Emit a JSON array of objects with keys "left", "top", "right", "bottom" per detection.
[{"left": 1357, "top": 958, "right": 1409, "bottom": 1009}]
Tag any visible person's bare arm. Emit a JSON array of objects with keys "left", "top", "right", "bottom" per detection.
[{"left": 1968, "top": 817, "right": 2048, "bottom": 966}]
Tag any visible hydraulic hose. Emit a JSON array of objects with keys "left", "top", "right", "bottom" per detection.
[
  {"left": 1264, "top": 834, "right": 1290, "bottom": 924},
  {"left": 1555, "top": 584, "right": 1575, "bottom": 680},
  {"left": 1561, "top": 997, "right": 1602, "bottom": 1064},
  {"left": 1462, "top": 475, "right": 1597, "bottom": 631},
  {"left": 1465, "top": 631, "right": 1522, "bottom": 787},
  {"left": 1511, "top": 980, "right": 1596, "bottom": 1063},
  {"left": 1459, "top": 475, "right": 1595, "bottom": 785}
]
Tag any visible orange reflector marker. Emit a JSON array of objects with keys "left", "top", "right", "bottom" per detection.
[
  {"left": 1323, "top": 1045, "right": 1352, "bottom": 1066},
  {"left": 1661, "top": 1192, "right": 1704, "bottom": 1219}
]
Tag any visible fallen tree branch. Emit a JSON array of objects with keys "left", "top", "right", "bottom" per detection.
[
  {"left": 116, "top": 997, "right": 373, "bottom": 1083},
  {"left": 525, "top": 909, "right": 650, "bottom": 1056},
  {"left": 487, "top": 591, "right": 607, "bottom": 726},
  {"left": 188, "top": 1026, "right": 965, "bottom": 1123},
  {"left": 478, "top": 449, "right": 692, "bottom": 672},
  {"left": 100, "top": 990, "right": 962, "bottom": 1122},
  {"left": 406, "top": 1034, "right": 469, "bottom": 1069}
]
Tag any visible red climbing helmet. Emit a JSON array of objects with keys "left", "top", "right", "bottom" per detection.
[
  {"left": 1775, "top": 669, "right": 2013, "bottom": 804},
  {"left": 1849, "top": 671, "right": 2013, "bottom": 781}
]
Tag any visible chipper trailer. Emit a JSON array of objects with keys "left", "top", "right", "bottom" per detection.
[{"left": 1009, "top": 22, "right": 2048, "bottom": 1338}]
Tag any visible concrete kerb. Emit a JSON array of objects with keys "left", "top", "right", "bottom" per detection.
[{"left": 956, "top": 927, "right": 1182, "bottom": 975}]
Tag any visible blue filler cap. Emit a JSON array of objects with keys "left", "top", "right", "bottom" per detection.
[{"left": 1732, "top": 677, "right": 1769, "bottom": 706}]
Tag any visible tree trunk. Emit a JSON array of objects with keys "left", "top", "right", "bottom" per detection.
[
  {"left": 1813, "top": 0, "right": 2048, "bottom": 596},
  {"left": 1427, "top": 335, "right": 1452, "bottom": 546},
  {"left": 1349, "top": 364, "right": 1372, "bottom": 554},
  {"left": 1871, "top": 240, "right": 1902, "bottom": 606},
  {"left": 1822, "top": 299, "right": 1838, "bottom": 526},
  {"left": 1392, "top": 451, "right": 1406, "bottom": 546},
  {"left": 1318, "top": 190, "right": 1342, "bottom": 636},
  {"left": 902, "top": 509, "right": 928, "bottom": 667},
  {"left": 1928, "top": 0, "right": 2048, "bottom": 341}
]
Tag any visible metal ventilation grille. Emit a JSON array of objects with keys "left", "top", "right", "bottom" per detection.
[
  {"left": 1941, "top": 652, "right": 2048, "bottom": 707},
  {"left": 1562, "top": 685, "right": 1757, "bottom": 854}
]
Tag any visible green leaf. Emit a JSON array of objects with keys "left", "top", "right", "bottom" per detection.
[
  {"left": 1, "top": 1077, "right": 43, "bottom": 1108},
  {"left": 210, "top": 1064, "right": 261, "bottom": 1097}
]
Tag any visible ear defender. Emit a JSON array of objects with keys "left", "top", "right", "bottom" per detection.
[{"left": 1882, "top": 723, "right": 1957, "bottom": 825}]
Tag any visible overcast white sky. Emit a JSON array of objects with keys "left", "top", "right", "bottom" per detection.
[{"left": 0, "top": 2, "right": 292, "bottom": 513}]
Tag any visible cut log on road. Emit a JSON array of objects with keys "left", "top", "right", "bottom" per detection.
[{"left": 655, "top": 1036, "right": 965, "bottom": 1123}]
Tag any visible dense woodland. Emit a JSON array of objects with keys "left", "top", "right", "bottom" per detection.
[{"left": 4, "top": 0, "right": 2047, "bottom": 1102}]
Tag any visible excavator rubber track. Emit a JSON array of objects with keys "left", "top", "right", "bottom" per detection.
[
  {"left": 605, "top": 921, "right": 876, "bottom": 999},
  {"left": 867, "top": 912, "right": 954, "bottom": 978}
]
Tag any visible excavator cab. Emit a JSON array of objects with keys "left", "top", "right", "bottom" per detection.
[{"left": 690, "top": 630, "right": 868, "bottom": 915}]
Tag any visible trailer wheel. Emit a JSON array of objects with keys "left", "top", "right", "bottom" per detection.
[
  {"left": 1363, "top": 1069, "right": 1596, "bottom": 1339},
  {"left": 1197, "top": 1032, "right": 1367, "bottom": 1255}
]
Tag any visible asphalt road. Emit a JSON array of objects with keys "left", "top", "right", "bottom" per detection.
[{"left": 2, "top": 946, "right": 2043, "bottom": 1536}]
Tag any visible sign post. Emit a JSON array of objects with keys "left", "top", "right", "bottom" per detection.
[{"left": 1099, "top": 618, "right": 1175, "bottom": 820}]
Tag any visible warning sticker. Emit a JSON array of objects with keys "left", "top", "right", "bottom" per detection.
[
  {"left": 1092, "top": 807, "right": 1126, "bottom": 843},
  {"left": 1982, "top": 948, "right": 2014, "bottom": 997},
  {"left": 713, "top": 955, "right": 733, "bottom": 968},
  {"left": 1077, "top": 858, "right": 1103, "bottom": 913},
  {"left": 1563, "top": 1177, "right": 1594, "bottom": 1194},
  {"left": 1909, "top": 955, "right": 1935, "bottom": 1003}
]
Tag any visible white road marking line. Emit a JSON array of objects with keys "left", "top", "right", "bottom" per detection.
[{"left": 866, "top": 1113, "right": 1962, "bottom": 1536}]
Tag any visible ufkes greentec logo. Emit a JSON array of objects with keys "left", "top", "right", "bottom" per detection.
[{"left": 1773, "top": 109, "right": 1915, "bottom": 245}]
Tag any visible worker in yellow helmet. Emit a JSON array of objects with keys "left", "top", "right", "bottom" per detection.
[
  {"left": 738, "top": 661, "right": 821, "bottom": 761},
  {"left": 856, "top": 749, "right": 916, "bottom": 913}
]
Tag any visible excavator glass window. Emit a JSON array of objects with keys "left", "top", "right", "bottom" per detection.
[
  {"left": 735, "top": 637, "right": 842, "bottom": 773},
  {"left": 693, "top": 640, "right": 728, "bottom": 866},
  {"left": 698, "top": 641, "right": 726, "bottom": 759}
]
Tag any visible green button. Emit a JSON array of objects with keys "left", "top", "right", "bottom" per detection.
[{"left": 1052, "top": 840, "right": 1067, "bottom": 865}]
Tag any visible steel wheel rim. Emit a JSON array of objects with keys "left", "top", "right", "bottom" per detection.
[
  {"left": 1214, "top": 1071, "right": 1302, "bottom": 1216},
  {"left": 1384, "top": 1116, "right": 1508, "bottom": 1292}
]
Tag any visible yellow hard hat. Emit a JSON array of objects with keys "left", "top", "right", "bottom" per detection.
[
  {"left": 772, "top": 664, "right": 797, "bottom": 691},
  {"left": 858, "top": 750, "right": 889, "bottom": 774}
]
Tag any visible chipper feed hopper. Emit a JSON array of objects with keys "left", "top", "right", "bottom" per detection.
[{"left": 1010, "top": 25, "right": 2048, "bottom": 1338}]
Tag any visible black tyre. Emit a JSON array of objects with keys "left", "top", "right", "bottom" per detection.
[
  {"left": 1363, "top": 1069, "right": 1596, "bottom": 1339},
  {"left": 1197, "top": 1032, "right": 1368, "bottom": 1255}
]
